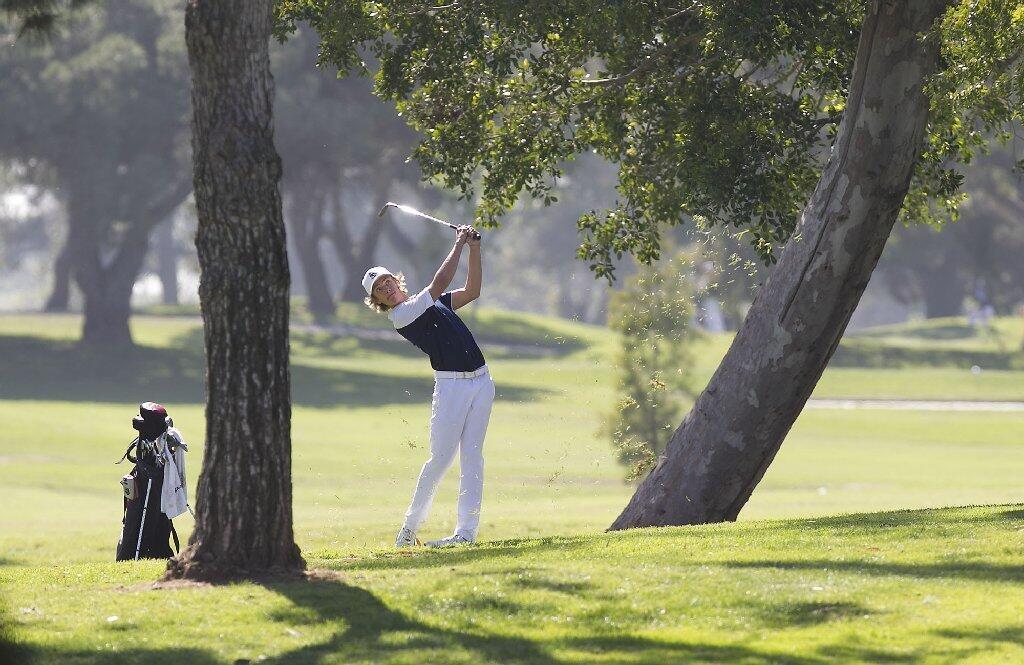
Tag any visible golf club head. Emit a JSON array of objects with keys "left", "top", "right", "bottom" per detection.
[{"left": 377, "top": 201, "right": 399, "bottom": 217}]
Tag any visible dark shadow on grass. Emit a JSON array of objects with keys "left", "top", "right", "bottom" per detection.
[
  {"left": 509, "top": 575, "right": 590, "bottom": 595},
  {"left": 724, "top": 559, "right": 1024, "bottom": 584},
  {"left": 0, "top": 335, "right": 545, "bottom": 407},
  {"left": 812, "top": 643, "right": 925, "bottom": 663},
  {"left": 261, "top": 577, "right": 559, "bottom": 664},
  {"left": 262, "top": 577, "right": 846, "bottom": 665},
  {"left": 934, "top": 625, "right": 1024, "bottom": 647},
  {"left": 233, "top": 317, "right": 587, "bottom": 363},
  {"left": 557, "top": 634, "right": 822, "bottom": 665},
  {"left": 769, "top": 505, "right": 1024, "bottom": 536},
  {"left": 13, "top": 645, "right": 220, "bottom": 665},
  {"left": 759, "top": 600, "right": 874, "bottom": 628},
  {"left": 851, "top": 323, "right": 977, "bottom": 341},
  {"left": 0, "top": 597, "right": 32, "bottom": 665},
  {"left": 333, "top": 536, "right": 584, "bottom": 573},
  {"left": 336, "top": 505, "right": 1024, "bottom": 577}
]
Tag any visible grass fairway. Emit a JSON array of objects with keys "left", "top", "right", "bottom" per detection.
[
  {"left": 4, "top": 506, "right": 1023, "bottom": 663},
  {"left": 1, "top": 312, "right": 1023, "bottom": 662}
]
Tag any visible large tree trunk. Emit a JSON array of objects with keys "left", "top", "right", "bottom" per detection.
[
  {"left": 166, "top": 0, "right": 303, "bottom": 580},
  {"left": 611, "top": 0, "right": 950, "bottom": 530}
]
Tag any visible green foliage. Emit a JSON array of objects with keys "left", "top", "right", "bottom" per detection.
[
  {"left": 280, "top": 0, "right": 861, "bottom": 278},
  {"left": 604, "top": 249, "right": 702, "bottom": 478},
  {"left": 283, "top": 1, "right": 1022, "bottom": 281},
  {"left": 904, "top": 0, "right": 1024, "bottom": 228}
]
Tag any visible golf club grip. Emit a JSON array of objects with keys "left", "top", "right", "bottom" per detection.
[{"left": 449, "top": 224, "right": 482, "bottom": 240}]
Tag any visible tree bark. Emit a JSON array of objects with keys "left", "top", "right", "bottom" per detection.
[
  {"left": 611, "top": 0, "right": 950, "bottom": 530},
  {"left": 166, "top": 0, "right": 304, "bottom": 580}
]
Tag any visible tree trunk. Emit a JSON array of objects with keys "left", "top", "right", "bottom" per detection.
[
  {"left": 43, "top": 238, "right": 72, "bottom": 312},
  {"left": 62, "top": 187, "right": 136, "bottom": 348},
  {"left": 154, "top": 217, "right": 180, "bottom": 306},
  {"left": 921, "top": 262, "right": 965, "bottom": 318},
  {"left": 611, "top": 0, "right": 950, "bottom": 530},
  {"left": 288, "top": 189, "right": 336, "bottom": 322},
  {"left": 326, "top": 181, "right": 400, "bottom": 303},
  {"left": 76, "top": 214, "right": 156, "bottom": 348},
  {"left": 166, "top": 0, "right": 303, "bottom": 580}
]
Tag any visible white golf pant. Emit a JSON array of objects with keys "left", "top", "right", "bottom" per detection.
[{"left": 403, "top": 366, "right": 495, "bottom": 540}]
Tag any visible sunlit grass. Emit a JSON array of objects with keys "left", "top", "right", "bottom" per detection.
[{"left": 1, "top": 312, "right": 1023, "bottom": 662}]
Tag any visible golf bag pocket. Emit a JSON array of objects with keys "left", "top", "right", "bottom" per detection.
[{"left": 120, "top": 472, "right": 139, "bottom": 501}]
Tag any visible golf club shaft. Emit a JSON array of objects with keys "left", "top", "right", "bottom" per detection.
[
  {"left": 379, "top": 202, "right": 481, "bottom": 239},
  {"left": 135, "top": 477, "right": 153, "bottom": 560}
]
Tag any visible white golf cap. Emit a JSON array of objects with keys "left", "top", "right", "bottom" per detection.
[{"left": 362, "top": 266, "right": 394, "bottom": 295}]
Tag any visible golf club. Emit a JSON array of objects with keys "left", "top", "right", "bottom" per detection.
[{"left": 378, "top": 202, "right": 481, "bottom": 240}]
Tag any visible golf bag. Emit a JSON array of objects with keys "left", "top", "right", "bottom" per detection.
[
  {"left": 116, "top": 463, "right": 177, "bottom": 561},
  {"left": 115, "top": 402, "right": 181, "bottom": 561}
]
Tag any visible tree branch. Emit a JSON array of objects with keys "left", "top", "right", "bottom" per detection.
[{"left": 579, "top": 31, "right": 701, "bottom": 88}]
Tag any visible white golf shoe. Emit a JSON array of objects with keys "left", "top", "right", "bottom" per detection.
[
  {"left": 395, "top": 526, "right": 419, "bottom": 548},
  {"left": 426, "top": 533, "right": 473, "bottom": 548}
]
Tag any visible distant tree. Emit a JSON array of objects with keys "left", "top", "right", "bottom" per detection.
[
  {"left": 604, "top": 249, "right": 701, "bottom": 479},
  {"left": 286, "top": 0, "right": 1023, "bottom": 528},
  {"left": 151, "top": 217, "right": 180, "bottom": 306},
  {"left": 0, "top": 0, "right": 191, "bottom": 346},
  {"left": 273, "top": 26, "right": 434, "bottom": 319},
  {"left": 165, "top": 0, "right": 303, "bottom": 581},
  {"left": 481, "top": 154, "right": 620, "bottom": 323},
  {"left": 881, "top": 146, "right": 1024, "bottom": 318}
]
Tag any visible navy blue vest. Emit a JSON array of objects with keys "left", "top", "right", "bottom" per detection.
[{"left": 390, "top": 289, "right": 486, "bottom": 372}]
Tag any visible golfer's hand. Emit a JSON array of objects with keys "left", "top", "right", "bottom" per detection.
[{"left": 455, "top": 225, "right": 475, "bottom": 246}]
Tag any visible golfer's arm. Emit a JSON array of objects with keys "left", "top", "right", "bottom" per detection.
[
  {"left": 428, "top": 241, "right": 464, "bottom": 301},
  {"left": 450, "top": 245, "right": 481, "bottom": 310}
]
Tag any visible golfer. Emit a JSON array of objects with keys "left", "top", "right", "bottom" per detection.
[{"left": 362, "top": 224, "right": 494, "bottom": 548}]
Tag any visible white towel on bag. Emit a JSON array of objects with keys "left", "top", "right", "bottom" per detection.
[{"left": 159, "top": 428, "right": 190, "bottom": 519}]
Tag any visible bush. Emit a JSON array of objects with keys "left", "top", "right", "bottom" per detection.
[{"left": 603, "top": 250, "right": 703, "bottom": 479}]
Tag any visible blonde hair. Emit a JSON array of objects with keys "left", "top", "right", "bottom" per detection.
[{"left": 363, "top": 272, "right": 408, "bottom": 313}]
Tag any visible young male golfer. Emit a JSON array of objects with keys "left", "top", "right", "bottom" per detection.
[{"left": 362, "top": 224, "right": 494, "bottom": 548}]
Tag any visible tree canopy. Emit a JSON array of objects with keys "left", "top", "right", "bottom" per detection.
[{"left": 279, "top": 0, "right": 1022, "bottom": 280}]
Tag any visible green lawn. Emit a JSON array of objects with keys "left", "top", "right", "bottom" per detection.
[
  {"left": 4, "top": 506, "right": 1023, "bottom": 663},
  {"left": 1, "top": 311, "right": 1023, "bottom": 662}
]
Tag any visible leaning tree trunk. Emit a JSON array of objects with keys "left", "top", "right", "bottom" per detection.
[
  {"left": 166, "top": 0, "right": 304, "bottom": 580},
  {"left": 611, "top": 0, "right": 950, "bottom": 530}
]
